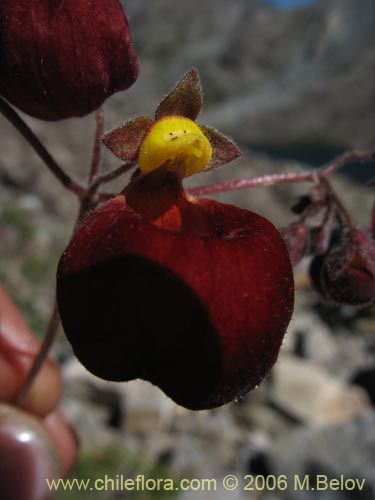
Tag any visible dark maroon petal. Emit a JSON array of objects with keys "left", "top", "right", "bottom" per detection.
[
  {"left": 0, "top": 0, "right": 138, "bottom": 120},
  {"left": 57, "top": 194, "right": 294, "bottom": 410},
  {"left": 199, "top": 125, "right": 242, "bottom": 171},
  {"left": 155, "top": 68, "right": 202, "bottom": 121},
  {"left": 102, "top": 117, "right": 154, "bottom": 161},
  {"left": 371, "top": 200, "right": 375, "bottom": 238}
]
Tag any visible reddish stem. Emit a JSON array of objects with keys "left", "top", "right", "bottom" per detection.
[
  {"left": 15, "top": 302, "right": 60, "bottom": 408},
  {"left": 88, "top": 107, "right": 104, "bottom": 184},
  {"left": 320, "top": 150, "right": 375, "bottom": 178},
  {"left": 314, "top": 176, "right": 362, "bottom": 232},
  {"left": 0, "top": 97, "right": 85, "bottom": 197},
  {"left": 88, "top": 161, "right": 136, "bottom": 197},
  {"left": 331, "top": 190, "right": 357, "bottom": 230},
  {"left": 187, "top": 150, "right": 375, "bottom": 197},
  {"left": 188, "top": 170, "right": 316, "bottom": 196}
]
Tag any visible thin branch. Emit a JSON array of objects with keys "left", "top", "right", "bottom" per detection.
[
  {"left": 0, "top": 97, "right": 86, "bottom": 197},
  {"left": 88, "top": 107, "right": 104, "bottom": 184},
  {"left": 187, "top": 150, "right": 375, "bottom": 197},
  {"left": 15, "top": 301, "right": 60, "bottom": 408},
  {"left": 320, "top": 150, "right": 375, "bottom": 178},
  {"left": 88, "top": 161, "right": 136, "bottom": 196},
  {"left": 187, "top": 170, "right": 316, "bottom": 196},
  {"left": 328, "top": 187, "right": 357, "bottom": 230}
]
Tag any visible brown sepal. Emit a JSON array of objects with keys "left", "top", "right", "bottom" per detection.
[
  {"left": 102, "top": 116, "right": 154, "bottom": 161},
  {"left": 155, "top": 68, "right": 202, "bottom": 121},
  {"left": 199, "top": 125, "right": 242, "bottom": 171}
]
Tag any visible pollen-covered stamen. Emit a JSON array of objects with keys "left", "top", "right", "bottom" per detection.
[{"left": 138, "top": 116, "right": 212, "bottom": 178}]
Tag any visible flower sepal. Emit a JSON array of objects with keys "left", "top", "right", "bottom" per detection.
[{"left": 102, "top": 69, "right": 241, "bottom": 177}]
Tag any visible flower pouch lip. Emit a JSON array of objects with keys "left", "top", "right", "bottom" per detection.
[{"left": 57, "top": 192, "right": 294, "bottom": 410}]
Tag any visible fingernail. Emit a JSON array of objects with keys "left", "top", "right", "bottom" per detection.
[{"left": 0, "top": 403, "right": 60, "bottom": 500}]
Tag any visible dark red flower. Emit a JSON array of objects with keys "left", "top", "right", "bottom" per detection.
[
  {"left": 57, "top": 172, "right": 294, "bottom": 410},
  {"left": 309, "top": 228, "right": 375, "bottom": 307},
  {"left": 57, "top": 71, "right": 294, "bottom": 410},
  {"left": 0, "top": 0, "right": 138, "bottom": 120}
]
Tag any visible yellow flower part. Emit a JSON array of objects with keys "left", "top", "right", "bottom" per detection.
[{"left": 138, "top": 116, "right": 213, "bottom": 178}]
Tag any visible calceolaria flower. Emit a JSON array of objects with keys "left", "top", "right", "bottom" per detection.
[
  {"left": 0, "top": 0, "right": 138, "bottom": 120},
  {"left": 57, "top": 70, "right": 294, "bottom": 410}
]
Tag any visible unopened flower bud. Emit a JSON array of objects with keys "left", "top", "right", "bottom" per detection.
[{"left": 309, "top": 228, "right": 375, "bottom": 307}]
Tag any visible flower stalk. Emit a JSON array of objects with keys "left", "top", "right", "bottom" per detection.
[
  {"left": 187, "top": 150, "right": 375, "bottom": 196},
  {"left": 0, "top": 97, "right": 85, "bottom": 197}
]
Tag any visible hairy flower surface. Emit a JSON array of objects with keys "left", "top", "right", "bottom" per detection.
[
  {"left": 0, "top": 0, "right": 138, "bottom": 120},
  {"left": 57, "top": 71, "right": 294, "bottom": 410}
]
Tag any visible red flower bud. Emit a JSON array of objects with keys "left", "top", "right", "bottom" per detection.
[
  {"left": 0, "top": 0, "right": 138, "bottom": 120},
  {"left": 280, "top": 222, "right": 309, "bottom": 266},
  {"left": 309, "top": 228, "right": 375, "bottom": 307},
  {"left": 57, "top": 171, "right": 294, "bottom": 410}
]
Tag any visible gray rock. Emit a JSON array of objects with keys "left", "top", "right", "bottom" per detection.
[
  {"left": 269, "top": 410, "right": 375, "bottom": 500},
  {"left": 270, "top": 353, "right": 370, "bottom": 424}
]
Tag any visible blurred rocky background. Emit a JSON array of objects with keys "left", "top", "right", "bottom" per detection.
[
  {"left": 0, "top": 0, "right": 374, "bottom": 498},
  {"left": 122, "top": 0, "right": 374, "bottom": 176}
]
